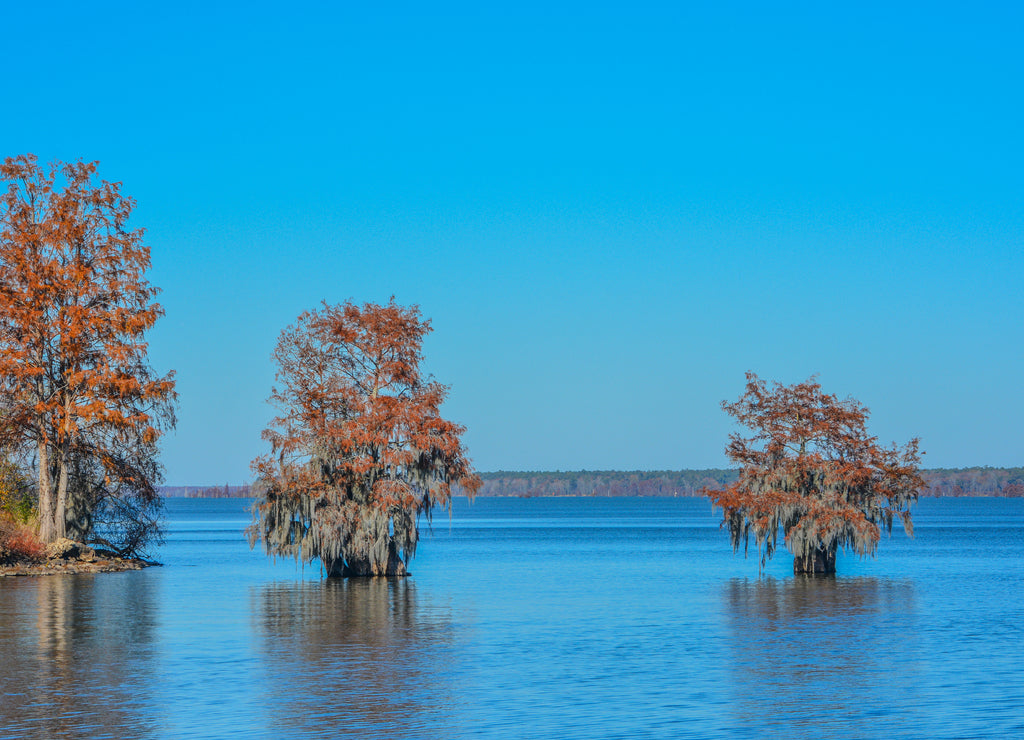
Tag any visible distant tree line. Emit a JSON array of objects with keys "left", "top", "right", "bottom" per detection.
[
  {"left": 923, "top": 468, "right": 1024, "bottom": 497},
  {"left": 464, "top": 470, "right": 738, "bottom": 498},
  {"left": 157, "top": 468, "right": 1022, "bottom": 499},
  {"left": 160, "top": 484, "right": 251, "bottom": 499},
  {"left": 460, "top": 467, "right": 1024, "bottom": 498}
]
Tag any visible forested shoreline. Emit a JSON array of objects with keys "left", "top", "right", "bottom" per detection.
[{"left": 161, "top": 467, "right": 1024, "bottom": 499}]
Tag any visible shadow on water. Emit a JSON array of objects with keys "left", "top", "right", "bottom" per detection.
[
  {"left": 252, "top": 578, "right": 459, "bottom": 739},
  {"left": 723, "top": 576, "right": 921, "bottom": 738},
  {"left": 0, "top": 573, "right": 159, "bottom": 740}
]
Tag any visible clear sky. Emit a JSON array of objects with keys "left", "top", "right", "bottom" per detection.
[{"left": 3, "top": 1, "right": 1021, "bottom": 485}]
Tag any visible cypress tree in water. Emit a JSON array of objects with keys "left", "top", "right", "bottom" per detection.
[
  {"left": 706, "top": 373, "right": 924, "bottom": 574},
  {"left": 247, "top": 299, "right": 481, "bottom": 577}
]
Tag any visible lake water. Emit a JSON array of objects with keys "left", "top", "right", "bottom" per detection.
[{"left": 1, "top": 496, "right": 1022, "bottom": 739}]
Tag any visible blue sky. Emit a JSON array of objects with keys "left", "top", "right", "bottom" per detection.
[{"left": 3, "top": 1, "right": 1021, "bottom": 484}]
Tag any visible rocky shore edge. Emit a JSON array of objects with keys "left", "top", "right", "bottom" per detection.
[{"left": 0, "top": 538, "right": 159, "bottom": 577}]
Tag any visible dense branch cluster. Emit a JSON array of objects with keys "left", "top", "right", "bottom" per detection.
[
  {"left": 707, "top": 373, "right": 923, "bottom": 573},
  {"left": 247, "top": 300, "right": 480, "bottom": 576}
]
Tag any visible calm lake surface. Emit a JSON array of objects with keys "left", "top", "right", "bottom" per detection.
[{"left": 1, "top": 496, "right": 1022, "bottom": 739}]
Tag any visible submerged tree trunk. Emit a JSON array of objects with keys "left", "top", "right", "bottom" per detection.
[
  {"left": 327, "top": 540, "right": 408, "bottom": 578},
  {"left": 794, "top": 546, "right": 837, "bottom": 575}
]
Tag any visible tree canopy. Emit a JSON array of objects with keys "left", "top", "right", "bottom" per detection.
[
  {"left": 706, "top": 373, "right": 924, "bottom": 574},
  {"left": 247, "top": 299, "right": 481, "bottom": 576},
  {"left": 0, "top": 154, "right": 176, "bottom": 554}
]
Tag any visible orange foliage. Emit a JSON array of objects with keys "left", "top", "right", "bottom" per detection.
[
  {"left": 249, "top": 299, "right": 480, "bottom": 576},
  {"left": 0, "top": 154, "right": 176, "bottom": 545},
  {"left": 706, "top": 373, "right": 924, "bottom": 573}
]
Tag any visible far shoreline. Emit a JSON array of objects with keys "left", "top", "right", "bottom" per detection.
[{"left": 161, "top": 467, "right": 1023, "bottom": 500}]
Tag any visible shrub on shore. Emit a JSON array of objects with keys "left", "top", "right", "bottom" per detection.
[{"left": 0, "top": 512, "right": 45, "bottom": 563}]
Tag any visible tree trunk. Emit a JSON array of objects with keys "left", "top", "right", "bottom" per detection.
[
  {"left": 327, "top": 540, "right": 408, "bottom": 578},
  {"left": 37, "top": 440, "right": 57, "bottom": 543},
  {"left": 55, "top": 399, "right": 71, "bottom": 541},
  {"left": 794, "top": 546, "right": 837, "bottom": 575},
  {"left": 54, "top": 454, "right": 69, "bottom": 541}
]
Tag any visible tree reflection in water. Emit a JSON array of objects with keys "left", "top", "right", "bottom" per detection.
[
  {"left": 723, "top": 576, "right": 921, "bottom": 737},
  {"left": 0, "top": 573, "right": 159, "bottom": 739},
  {"left": 253, "top": 578, "right": 459, "bottom": 738}
]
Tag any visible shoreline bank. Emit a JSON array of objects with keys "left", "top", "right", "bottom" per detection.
[{"left": 0, "top": 544, "right": 160, "bottom": 577}]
